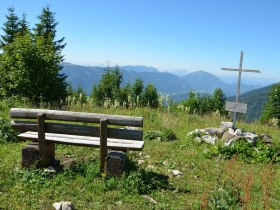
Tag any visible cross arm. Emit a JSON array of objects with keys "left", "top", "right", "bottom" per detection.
[{"left": 221, "top": 68, "right": 261, "bottom": 73}]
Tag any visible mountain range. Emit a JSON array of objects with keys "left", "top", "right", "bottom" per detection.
[{"left": 61, "top": 63, "right": 261, "bottom": 99}]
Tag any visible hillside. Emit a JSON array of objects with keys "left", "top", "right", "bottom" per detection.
[
  {"left": 227, "top": 84, "right": 273, "bottom": 122},
  {"left": 61, "top": 63, "right": 260, "bottom": 98},
  {"left": 61, "top": 63, "right": 192, "bottom": 95},
  {"left": 182, "top": 70, "right": 260, "bottom": 97},
  {"left": 1, "top": 104, "right": 280, "bottom": 209}
]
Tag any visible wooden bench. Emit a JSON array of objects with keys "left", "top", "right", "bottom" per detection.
[{"left": 10, "top": 108, "right": 144, "bottom": 173}]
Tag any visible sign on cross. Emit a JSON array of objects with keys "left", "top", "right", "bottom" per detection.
[{"left": 221, "top": 51, "right": 261, "bottom": 129}]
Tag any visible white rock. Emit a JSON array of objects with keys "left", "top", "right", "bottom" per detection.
[
  {"left": 187, "top": 131, "right": 194, "bottom": 136},
  {"left": 44, "top": 166, "right": 56, "bottom": 173},
  {"left": 162, "top": 160, "right": 168, "bottom": 166},
  {"left": 243, "top": 132, "right": 258, "bottom": 141},
  {"left": 62, "top": 201, "right": 74, "bottom": 210},
  {"left": 224, "top": 139, "right": 234, "bottom": 146},
  {"left": 202, "top": 135, "right": 216, "bottom": 145},
  {"left": 194, "top": 137, "right": 202, "bottom": 143},
  {"left": 142, "top": 195, "right": 158, "bottom": 205},
  {"left": 138, "top": 159, "right": 144, "bottom": 165},
  {"left": 53, "top": 202, "right": 62, "bottom": 210},
  {"left": 147, "top": 165, "right": 155, "bottom": 169},
  {"left": 228, "top": 128, "right": 235, "bottom": 135},
  {"left": 221, "top": 121, "right": 233, "bottom": 129},
  {"left": 234, "top": 129, "right": 243, "bottom": 136},
  {"left": 171, "top": 170, "right": 183, "bottom": 176}
]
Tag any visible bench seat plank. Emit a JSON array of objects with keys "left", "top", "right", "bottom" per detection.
[{"left": 18, "top": 131, "right": 144, "bottom": 151}]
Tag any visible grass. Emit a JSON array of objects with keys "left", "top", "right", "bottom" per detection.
[{"left": 0, "top": 103, "right": 280, "bottom": 209}]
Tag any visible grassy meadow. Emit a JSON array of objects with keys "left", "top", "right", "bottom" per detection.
[{"left": 0, "top": 100, "right": 280, "bottom": 209}]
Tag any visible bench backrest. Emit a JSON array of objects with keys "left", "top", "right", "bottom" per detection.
[{"left": 10, "top": 108, "right": 143, "bottom": 141}]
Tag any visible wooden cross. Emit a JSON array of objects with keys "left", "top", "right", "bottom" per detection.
[{"left": 221, "top": 51, "right": 261, "bottom": 129}]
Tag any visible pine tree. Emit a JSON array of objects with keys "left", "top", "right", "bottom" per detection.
[
  {"left": 91, "top": 66, "right": 123, "bottom": 106},
  {"left": 143, "top": 83, "right": 159, "bottom": 108},
  {"left": 0, "top": 7, "right": 19, "bottom": 48},
  {"left": 18, "top": 13, "right": 29, "bottom": 36},
  {"left": 212, "top": 88, "right": 226, "bottom": 114},
  {"left": 132, "top": 78, "right": 144, "bottom": 105},
  {"left": 34, "top": 6, "right": 66, "bottom": 50},
  {"left": 32, "top": 6, "right": 67, "bottom": 103},
  {"left": 261, "top": 83, "right": 280, "bottom": 125},
  {"left": 0, "top": 6, "right": 67, "bottom": 103}
]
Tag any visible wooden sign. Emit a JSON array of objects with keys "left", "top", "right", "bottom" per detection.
[{"left": 225, "top": 101, "right": 247, "bottom": 114}]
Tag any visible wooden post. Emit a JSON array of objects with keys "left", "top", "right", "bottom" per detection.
[
  {"left": 37, "top": 113, "right": 47, "bottom": 167},
  {"left": 221, "top": 51, "right": 261, "bottom": 129},
  {"left": 100, "top": 119, "right": 108, "bottom": 174}
]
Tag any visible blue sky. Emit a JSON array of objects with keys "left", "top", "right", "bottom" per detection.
[{"left": 0, "top": 0, "right": 279, "bottom": 80}]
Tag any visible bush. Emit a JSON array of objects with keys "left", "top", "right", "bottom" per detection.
[
  {"left": 0, "top": 118, "right": 18, "bottom": 143},
  {"left": 218, "top": 139, "right": 280, "bottom": 163},
  {"left": 144, "top": 130, "right": 162, "bottom": 140},
  {"left": 162, "top": 128, "right": 177, "bottom": 141}
]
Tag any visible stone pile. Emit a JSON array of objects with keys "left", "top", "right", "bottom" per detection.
[{"left": 187, "top": 121, "right": 272, "bottom": 146}]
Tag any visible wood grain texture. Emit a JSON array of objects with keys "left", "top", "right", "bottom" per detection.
[
  {"left": 11, "top": 121, "right": 143, "bottom": 140},
  {"left": 18, "top": 132, "right": 144, "bottom": 150},
  {"left": 100, "top": 119, "right": 108, "bottom": 173},
  {"left": 10, "top": 108, "right": 143, "bottom": 127},
  {"left": 37, "top": 113, "right": 46, "bottom": 157}
]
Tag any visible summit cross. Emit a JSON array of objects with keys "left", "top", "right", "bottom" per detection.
[{"left": 221, "top": 51, "right": 261, "bottom": 128}]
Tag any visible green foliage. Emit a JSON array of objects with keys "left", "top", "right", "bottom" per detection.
[
  {"left": 91, "top": 70, "right": 159, "bottom": 109},
  {"left": 142, "top": 83, "right": 159, "bottom": 108},
  {"left": 204, "top": 179, "right": 242, "bottom": 209},
  {"left": 144, "top": 130, "right": 162, "bottom": 140},
  {"left": 91, "top": 66, "right": 123, "bottom": 106},
  {"left": 34, "top": 5, "right": 66, "bottom": 51},
  {"left": 261, "top": 83, "right": 280, "bottom": 126},
  {"left": 218, "top": 139, "right": 280, "bottom": 163},
  {"left": 0, "top": 6, "right": 67, "bottom": 104},
  {"left": 162, "top": 128, "right": 177, "bottom": 141},
  {"left": 181, "top": 88, "right": 226, "bottom": 116},
  {"left": 67, "top": 84, "right": 88, "bottom": 104},
  {"left": 0, "top": 7, "right": 19, "bottom": 48},
  {"left": 213, "top": 88, "right": 226, "bottom": 114},
  {"left": 0, "top": 118, "right": 18, "bottom": 143},
  {"left": 131, "top": 78, "right": 144, "bottom": 107}
]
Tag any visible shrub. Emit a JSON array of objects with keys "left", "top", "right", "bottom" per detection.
[
  {"left": 144, "top": 130, "right": 162, "bottom": 140},
  {"left": 218, "top": 140, "right": 280, "bottom": 163},
  {"left": 162, "top": 128, "right": 177, "bottom": 141},
  {"left": 0, "top": 118, "right": 18, "bottom": 143}
]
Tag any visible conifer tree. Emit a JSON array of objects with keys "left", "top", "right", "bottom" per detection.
[
  {"left": 18, "top": 13, "right": 29, "bottom": 36},
  {"left": 261, "top": 83, "right": 280, "bottom": 125},
  {"left": 132, "top": 78, "right": 144, "bottom": 104},
  {"left": 0, "top": 6, "right": 67, "bottom": 103},
  {"left": 0, "top": 7, "right": 19, "bottom": 48},
  {"left": 212, "top": 88, "right": 226, "bottom": 114},
  {"left": 143, "top": 83, "right": 159, "bottom": 108},
  {"left": 34, "top": 6, "right": 66, "bottom": 50}
]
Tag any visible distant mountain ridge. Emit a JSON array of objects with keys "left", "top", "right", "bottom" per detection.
[{"left": 61, "top": 63, "right": 261, "bottom": 97}]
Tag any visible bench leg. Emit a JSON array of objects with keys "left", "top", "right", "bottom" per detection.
[
  {"left": 21, "top": 142, "right": 55, "bottom": 168},
  {"left": 100, "top": 119, "right": 108, "bottom": 174},
  {"left": 37, "top": 113, "right": 56, "bottom": 168}
]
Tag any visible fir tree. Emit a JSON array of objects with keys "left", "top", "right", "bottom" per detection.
[
  {"left": 261, "top": 83, "right": 280, "bottom": 125},
  {"left": 143, "top": 83, "right": 159, "bottom": 108},
  {"left": 0, "top": 7, "right": 19, "bottom": 48},
  {"left": 34, "top": 5, "right": 66, "bottom": 50},
  {"left": 213, "top": 88, "right": 226, "bottom": 114},
  {"left": 18, "top": 13, "right": 29, "bottom": 36}
]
